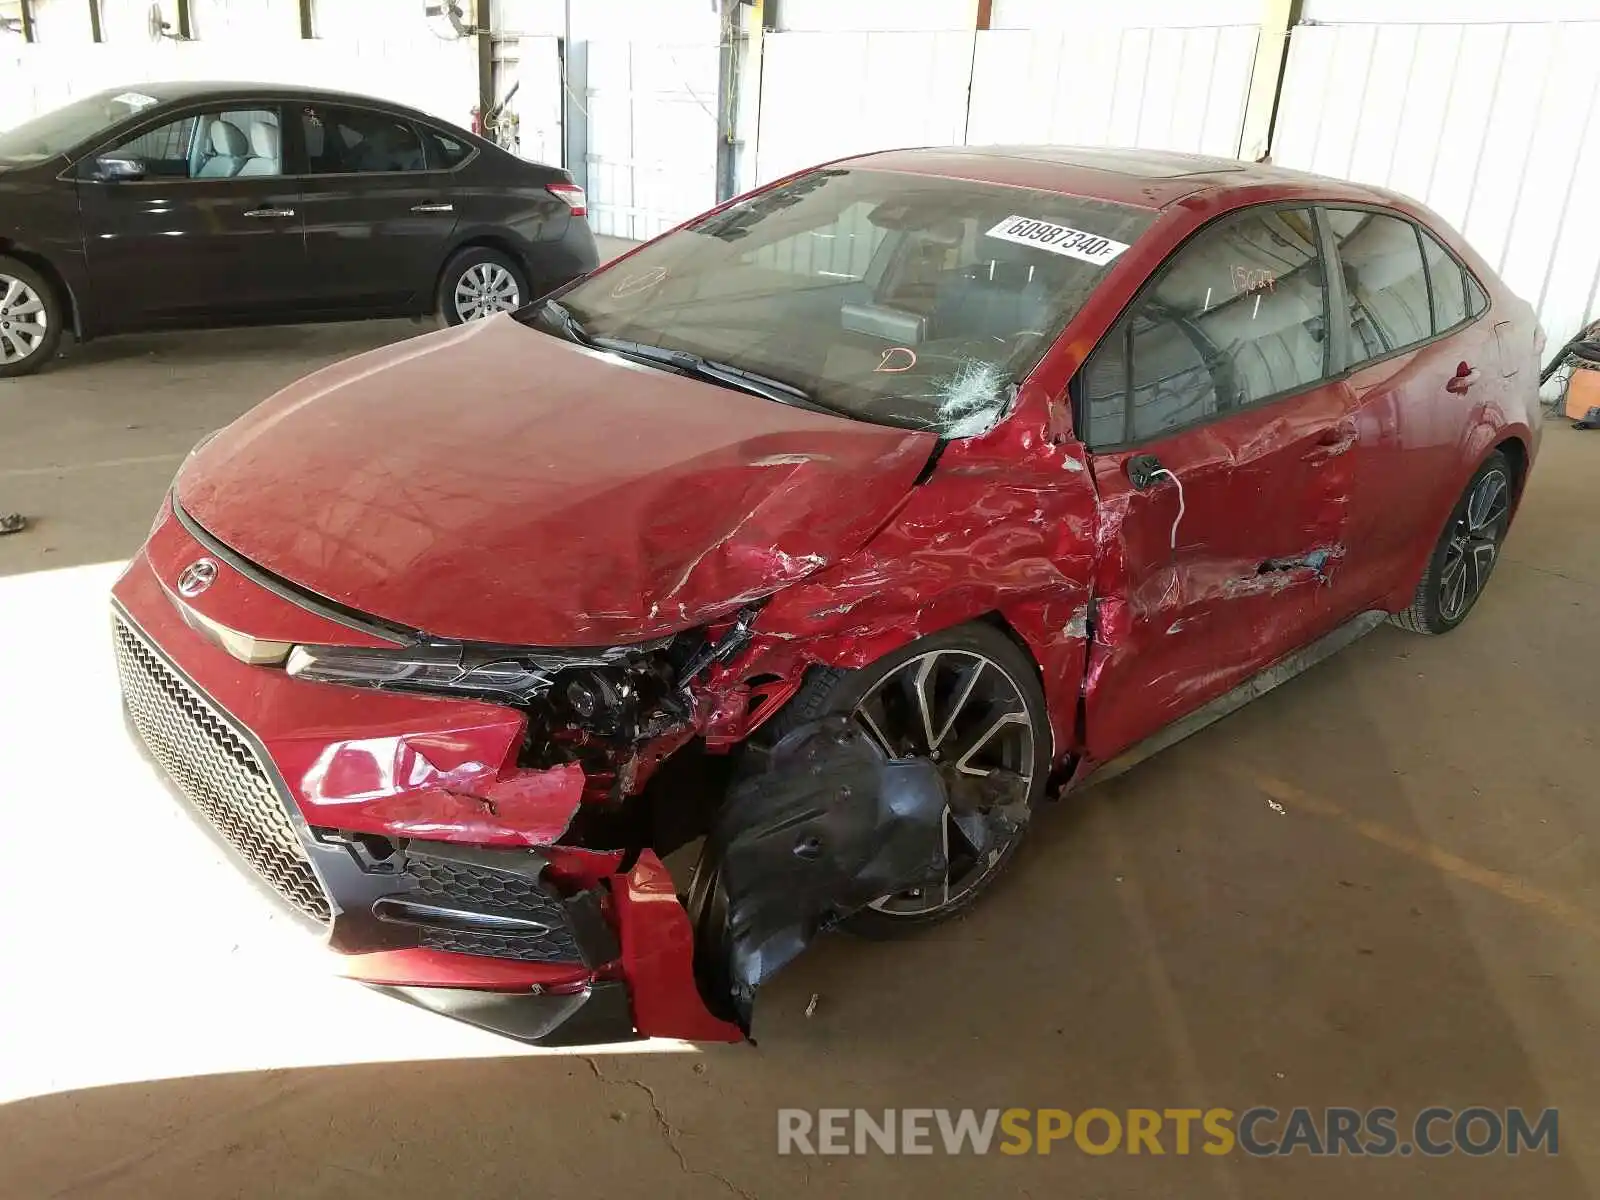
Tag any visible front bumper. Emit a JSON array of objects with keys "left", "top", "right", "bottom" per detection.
[{"left": 112, "top": 539, "right": 740, "bottom": 1046}]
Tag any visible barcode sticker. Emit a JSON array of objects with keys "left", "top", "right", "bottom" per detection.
[{"left": 984, "top": 215, "right": 1131, "bottom": 266}]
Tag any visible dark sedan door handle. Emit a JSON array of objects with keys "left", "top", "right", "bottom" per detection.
[
  {"left": 410, "top": 202, "right": 454, "bottom": 213},
  {"left": 243, "top": 207, "right": 296, "bottom": 219},
  {"left": 1446, "top": 362, "right": 1480, "bottom": 394}
]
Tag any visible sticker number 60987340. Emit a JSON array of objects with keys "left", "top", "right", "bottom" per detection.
[{"left": 984, "top": 215, "right": 1131, "bottom": 266}]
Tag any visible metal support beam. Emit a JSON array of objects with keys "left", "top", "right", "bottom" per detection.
[
  {"left": 1238, "top": 0, "right": 1303, "bottom": 162},
  {"left": 297, "top": 0, "right": 313, "bottom": 39},
  {"left": 473, "top": 0, "right": 494, "bottom": 122},
  {"left": 88, "top": 0, "right": 102, "bottom": 42},
  {"left": 173, "top": 0, "right": 191, "bottom": 39},
  {"left": 18, "top": 0, "right": 36, "bottom": 42}
]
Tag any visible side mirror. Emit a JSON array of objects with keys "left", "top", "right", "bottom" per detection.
[{"left": 92, "top": 156, "right": 146, "bottom": 182}]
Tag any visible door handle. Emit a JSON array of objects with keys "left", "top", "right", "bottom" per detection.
[
  {"left": 1446, "top": 362, "right": 1480, "bottom": 394},
  {"left": 410, "top": 202, "right": 454, "bottom": 213},
  {"left": 1302, "top": 420, "right": 1358, "bottom": 463},
  {"left": 243, "top": 207, "right": 296, "bottom": 219}
]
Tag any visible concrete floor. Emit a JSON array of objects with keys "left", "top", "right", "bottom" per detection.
[{"left": 1, "top": 313, "right": 1597, "bottom": 1199}]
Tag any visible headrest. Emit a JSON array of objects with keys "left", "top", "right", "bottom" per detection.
[
  {"left": 209, "top": 120, "right": 249, "bottom": 156},
  {"left": 249, "top": 120, "right": 280, "bottom": 158}
]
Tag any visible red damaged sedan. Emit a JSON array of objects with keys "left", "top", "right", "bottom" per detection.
[{"left": 114, "top": 147, "right": 1541, "bottom": 1043}]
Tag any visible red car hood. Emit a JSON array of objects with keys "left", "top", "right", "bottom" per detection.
[{"left": 176, "top": 316, "right": 935, "bottom": 646}]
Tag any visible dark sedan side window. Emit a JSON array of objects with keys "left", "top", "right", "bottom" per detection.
[
  {"left": 103, "top": 107, "right": 282, "bottom": 179},
  {"left": 300, "top": 105, "right": 425, "bottom": 174},
  {"left": 1079, "top": 207, "right": 1328, "bottom": 448},
  {"left": 422, "top": 126, "right": 473, "bottom": 169}
]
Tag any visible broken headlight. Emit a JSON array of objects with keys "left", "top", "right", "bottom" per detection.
[{"left": 284, "top": 636, "right": 682, "bottom": 710}]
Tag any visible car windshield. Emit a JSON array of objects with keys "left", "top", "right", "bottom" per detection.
[
  {"left": 0, "top": 88, "right": 163, "bottom": 164},
  {"left": 530, "top": 167, "right": 1156, "bottom": 437}
]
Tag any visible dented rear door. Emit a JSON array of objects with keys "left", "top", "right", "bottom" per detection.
[{"left": 1075, "top": 204, "right": 1357, "bottom": 762}]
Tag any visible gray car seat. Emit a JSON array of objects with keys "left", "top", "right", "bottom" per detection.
[
  {"left": 931, "top": 241, "right": 1062, "bottom": 345},
  {"left": 196, "top": 119, "right": 249, "bottom": 177},
  {"left": 236, "top": 119, "right": 281, "bottom": 177}
]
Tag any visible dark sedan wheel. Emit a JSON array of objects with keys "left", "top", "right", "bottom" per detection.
[
  {"left": 437, "top": 246, "right": 528, "bottom": 326},
  {"left": 767, "top": 622, "right": 1052, "bottom": 938},
  {"left": 1391, "top": 451, "right": 1514, "bottom": 635},
  {"left": 0, "top": 257, "right": 63, "bottom": 379}
]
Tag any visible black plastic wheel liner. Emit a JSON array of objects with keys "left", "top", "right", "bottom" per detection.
[{"left": 687, "top": 717, "right": 950, "bottom": 1033}]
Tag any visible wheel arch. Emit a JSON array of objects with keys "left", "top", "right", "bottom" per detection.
[
  {"left": 433, "top": 233, "right": 533, "bottom": 303},
  {"left": 1384, "top": 434, "right": 1525, "bottom": 614},
  {"left": 0, "top": 242, "right": 82, "bottom": 339}
]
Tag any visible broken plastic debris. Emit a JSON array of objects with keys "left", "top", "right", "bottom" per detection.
[
  {"left": 1266, "top": 798, "right": 1287, "bottom": 815},
  {"left": 805, "top": 993, "right": 819, "bottom": 1018}
]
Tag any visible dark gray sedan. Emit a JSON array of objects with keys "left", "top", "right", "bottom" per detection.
[{"left": 0, "top": 81, "right": 598, "bottom": 376}]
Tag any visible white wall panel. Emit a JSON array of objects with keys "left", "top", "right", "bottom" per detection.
[
  {"left": 966, "top": 25, "right": 1258, "bottom": 157},
  {"left": 754, "top": 31, "right": 975, "bottom": 184},
  {"left": 583, "top": 39, "right": 720, "bottom": 239},
  {"left": 993, "top": 0, "right": 1260, "bottom": 27},
  {"left": 777, "top": 0, "right": 973, "bottom": 31},
  {"left": 27, "top": 0, "right": 96, "bottom": 42},
  {"left": 1273, "top": 20, "right": 1600, "bottom": 356},
  {"left": 1303, "top": 0, "right": 1600, "bottom": 22},
  {"left": 189, "top": 0, "right": 299, "bottom": 41}
]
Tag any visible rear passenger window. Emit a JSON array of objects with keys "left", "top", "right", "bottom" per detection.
[
  {"left": 1326, "top": 209, "right": 1431, "bottom": 363},
  {"left": 1466, "top": 271, "right": 1489, "bottom": 318},
  {"left": 1419, "top": 227, "right": 1469, "bottom": 333},
  {"left": 300, "top": 105, "right": 425, "bottom": 174},
  {"left": 423, "top": 126, "right": 472, "bottom": 169},
  {"left": 1078, "top": 207, "right": 1327, "bottom": 446}
]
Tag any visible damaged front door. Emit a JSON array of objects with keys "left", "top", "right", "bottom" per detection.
[
  {"left": 1074, "top": 205, "right": 1357, "bottom": 762},
  {"left": 686, "top": 718, "right": 951, "bottom": 1034}
]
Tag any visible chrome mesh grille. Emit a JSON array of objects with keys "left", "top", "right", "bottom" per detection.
[{"left": 114, "top": 615, "right": 332, "bottom": 925}]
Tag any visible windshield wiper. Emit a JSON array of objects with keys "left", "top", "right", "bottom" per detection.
[{"left": 540, "top": 300, "right": 847, "bottom": 417}]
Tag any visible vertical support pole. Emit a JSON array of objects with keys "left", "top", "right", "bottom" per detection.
[
  {"left": 1238, "top": 0, "right": 1302, "bottom": 162},
  {"left": 88, "top": 0, "right": 103, "bottom": 41},
  {"left": 19, "top": 0, "right": 36, "bottom": 42},
  {"left": 564, "top": 34, "right": 589, "bottom": 195},
  {"left": 297, "top": 0, "right": 313, "bottom": 39},
  {"left": 473, "top": 0, "right": 494, "bottom": 120},
  {"left": 714, "top": 0, "right": 741, "bottom": 203},
  {"left": 174, "top": 0, "right": 192, "bottom": 39}
]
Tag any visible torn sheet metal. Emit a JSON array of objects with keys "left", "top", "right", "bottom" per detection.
[
  {"left": 689, "top": 719, "right": 949, "bottom": 1033},
  {"left": 746, "top": 399, "right": 1099, "bottom": 754},
  {"left": 1078, "top": 385, "right": 1357, "bottom": 762}
]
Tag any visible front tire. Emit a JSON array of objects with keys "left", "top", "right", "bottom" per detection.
[
  {"left": 1390, "top": 451, "right": 1513, "bottom": 635},
  {"left": 0, "top": 257, "right": 64, "bottom": 379},
  {"left": 436, "top": 246, "right": 529, "bottom": 327},
  {"left": 761, "top": 621, "right": 1053, "bottom": 938}
]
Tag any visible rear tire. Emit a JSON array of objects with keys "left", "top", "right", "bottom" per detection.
[
  {"left": 436, "top": 246, "right": 529, "bottom": 327},
  {"left": 0, "top": 257, "right": 64, "bottom": 379},
  {"left": 1390, "top": 451, "right": 1513, "bottom": 635}
]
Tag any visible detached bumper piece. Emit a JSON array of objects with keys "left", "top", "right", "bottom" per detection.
[{"left": 114, "top": 610, "right": 739, "bottom": 1046}]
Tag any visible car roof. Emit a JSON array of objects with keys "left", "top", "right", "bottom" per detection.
[{"left": 846, "top": 145, "right": 1384, "bottom": 211}]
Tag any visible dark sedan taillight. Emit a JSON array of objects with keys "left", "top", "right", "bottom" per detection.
[{"left": 547, "top": 182, "right": 587, "bottom": 218}]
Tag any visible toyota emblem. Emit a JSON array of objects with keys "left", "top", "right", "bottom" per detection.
[{"left": 176, "top": 557, "right": 219, "bottom": 598}]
